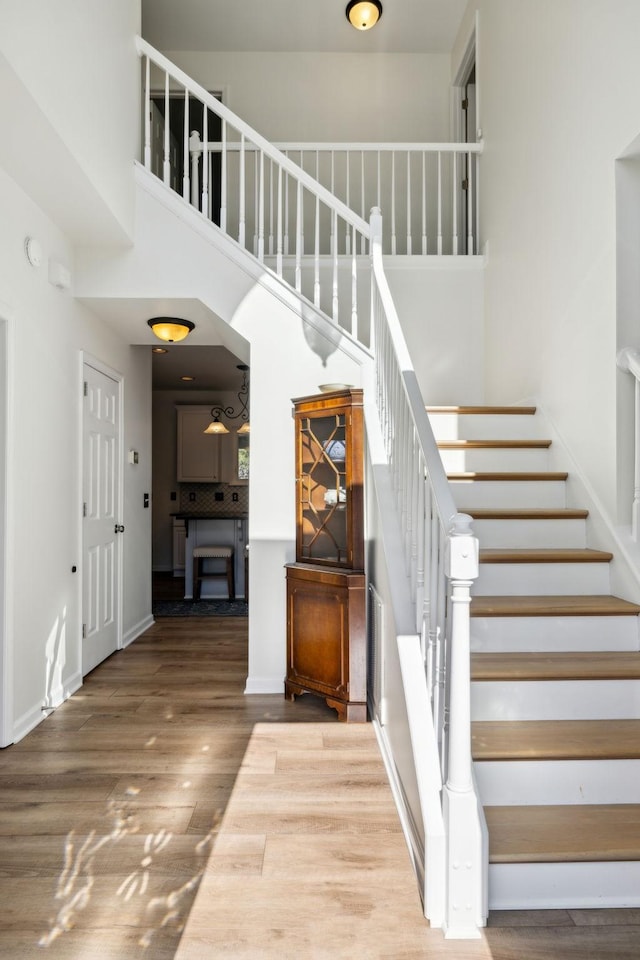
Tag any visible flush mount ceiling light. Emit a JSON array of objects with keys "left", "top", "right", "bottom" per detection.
[
  {"left": 346, "top": 0, "right": 382, "bottom": 30},
  {"left": 204, "top": 364, "right": 250, "bottom": 435},
  {"left": 147, "top": 317, "right": 195, "bottom": 343}
]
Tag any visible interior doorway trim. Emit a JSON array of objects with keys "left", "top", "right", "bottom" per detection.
[
  {"left": 0, "top": 302, "right": 14, "bottom": 746},
  {"left": 452, "top": 10, "right": 480, "bottom": 143}
]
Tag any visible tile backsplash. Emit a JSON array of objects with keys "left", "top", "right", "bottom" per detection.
[{"left": 179, "top": 483, "right": 249, "bottom": 516}]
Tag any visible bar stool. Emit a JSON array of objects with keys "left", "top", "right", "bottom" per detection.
[{"left": 192, "top": 545, "right": 235, "bottom": 600}]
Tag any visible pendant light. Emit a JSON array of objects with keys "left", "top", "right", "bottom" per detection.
[
  {"left": 346, "top": 0, "right": 382, "bottom": 31},
  {"left": 204, "top": 364, "right": 250, "bottom": 435}
]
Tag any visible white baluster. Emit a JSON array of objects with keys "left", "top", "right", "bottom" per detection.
[
  {"left": 361, "top": 151, "right": 366, "bottom": 253},
  {"left": 295, "top": 180, "right": 302, "bottom": 292},
  {"left": 258, "top": 150, "right": 265, "bottom": 261},
  {"left": 253, "top": 151, "right": 258, "bottom": 256},
  {"left": 437, "top": 152, "right": 443, "bottom": 255},
  {"left": 332, "top": 208, "right": 339, "bottom": 322},
  {"left": 268, "top": 158, "right": 274, "bottom": 255},
  {"left": 276, "top": 164, "right": 283, "bottom": 277},
  {"left": 220, "top": 118, "right": 227, "bottom": 233},
  {"left": 182, "top": 88, "right": 189, "bottom": 201},
  {"left": 208, "top": 152, "right": 213, "bottom": 220},
  {"left": 238, "top": 134, "right": 246, "bottom": 248},
  {"left": 467, "top": 151, "right": 474, "bottom": 255},
  {"left": 421, "top": 152, "right": 427, "bottom": 255},
  {"left": 163, "top": 72, "right": 171, "bottom": 186},
  {"left": 201, "top": 106, "right": 208, "bottom": 216},
  {"left": 143, "top": 56, "right": 151, "bottom": 169},
  {"left": 391, "top": 152, "right": 396, "bottom": 255},
  {"left": 345, "top": 151, "right": 351, "bottom": 256},
  {"left": 283, "top": 155, "right": 290, "bottom": 256},
  {"left": 313, "top": 194, "right": 320, "bottom": 307},
  {"left": 351, "top": 224, "right": 358, "bottom": 337},
  {"left": 406, "top": 152, "right": 412, "bottom": 255},
  {"left": 452, "top": 152, "right": 458, "bottom": 256},
  {"left": 189, "top": 130, "right": 201, "bottom": 208}
]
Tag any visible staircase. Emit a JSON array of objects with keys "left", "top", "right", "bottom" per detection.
[{"left": 430, "top": 404, "right": 640, "bottom": 911}]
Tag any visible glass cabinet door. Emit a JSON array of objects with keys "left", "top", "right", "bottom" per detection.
[{"left": 297, "top": 411, "right": 349, "bottom": 565}]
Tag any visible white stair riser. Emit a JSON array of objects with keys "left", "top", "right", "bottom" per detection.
[
  {"left": 475, "top": 759, "right": 640, "bottom": 805},
  {"left": 429, "top": 413, "right": 544, "bottom": 441},
  {"left": 472, "top": 679, "right": 640, "bottom": 720},
  {"left": 471, "top": 615, "right": 640, "bottom": 652},
  {"left": 475, "top": 562, "right": 610, "bottom": 596},
  {"left": 473, "top": 517, "right": 586, "bottom": 549},
  {"left": 488, "top": 861, "right": 640, "bottom": 910},
  {"left": 439, "top": 448, "right": 550, "bottom": 472},
  {"left": 451, "top": 480, "right": 567, "bottom": 509}
]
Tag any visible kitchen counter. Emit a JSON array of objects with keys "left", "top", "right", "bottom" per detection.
[
  {"left": 171, "top": 512, "right": 248, "bottom": 536},
  {"left": 174, "top": 515, "right": 248, "bottom": 599}
]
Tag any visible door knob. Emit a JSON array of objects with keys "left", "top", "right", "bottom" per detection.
[{"left": 114, "top": 524, "right": 125, "bottom": 533}]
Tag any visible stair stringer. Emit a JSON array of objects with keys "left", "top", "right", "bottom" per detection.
[
  {"left": 76, "top": 164, "right": 374, "bottom": 697},
  {"left": 527, "top": 399, "right": 640, "bottom": 607}
]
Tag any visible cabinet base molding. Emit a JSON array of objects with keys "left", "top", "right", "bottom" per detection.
[{"left": 284, "top": 679, "right": 367, "bottom": 722}]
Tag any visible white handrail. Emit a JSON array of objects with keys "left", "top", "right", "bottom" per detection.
[
  {"left": 370, "top": 207, "right": 483, "bottom": 937},
  {"left": 617, "top": 346, "right": 640, "bottom": 539}
]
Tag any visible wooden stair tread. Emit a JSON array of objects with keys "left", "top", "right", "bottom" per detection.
[
  {"left": 427, "top": 406, "right": 537, "bottom": 415},
  {"left": 470, "top": 595, "right": 640, "bottom": 617},
  {"left": 448, "top": 471, "right": 568, "bottom": 481},
  {"left": 479, "top": 548, "right": 613, "bottom": 564},
  {"left": 485, "top": 804, "right": 640, "bottom": 863},
  {"left": 437, "top": 439, "right": 551, "bottom": 449},
  {"left": 472, "top": 651, "right": 640, "bottom": 681},
  {"left": 464, "top": 508, "right": 589, "bottom": 520},
  {"left": 472, "top": 719, "right": 640, "bottom": 760}
]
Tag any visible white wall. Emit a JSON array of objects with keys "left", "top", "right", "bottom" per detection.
[
  {"left": 385, "top": 257, "right": 485, "bottom": 405},
  {"left": 462, "top": 0, "right": 640, "bottom": 522},
  {"left": 0, "top": 0, "right": 140, "bottom": 243},
  {"left": 0, "top": 165, "right": 152, "bottom": 742},
  {"left": 162, "top": 50, "right": 451, "bottom": 143}
]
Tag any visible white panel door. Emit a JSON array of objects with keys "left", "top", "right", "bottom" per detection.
[{"left": 82, "top": 363, "right": 121, "bottom": 675}]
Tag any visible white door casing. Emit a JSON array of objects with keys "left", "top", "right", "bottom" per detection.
[{"left": 82, "top": 361, "right": 122, "bottom": 675}]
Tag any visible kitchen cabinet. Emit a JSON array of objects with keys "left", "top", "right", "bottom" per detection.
[
  {"left": 285, "top": 388, "right": 366, "bottom": 721},
  {"left": 176, "top": 405, "right": 249, "bottom": 484}
]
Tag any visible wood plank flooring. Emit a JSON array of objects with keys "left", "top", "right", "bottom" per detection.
[{"left": 1, "top": 615, "right": 639, "bottom": 958}]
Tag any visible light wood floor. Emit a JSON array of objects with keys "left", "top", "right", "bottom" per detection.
[{"left": 1, "top": 616, "right": 639, "bottom": 959}]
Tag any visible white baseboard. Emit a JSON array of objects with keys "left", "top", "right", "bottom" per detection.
[
  {"left": 244, "top": 676, "right": 284, "bottom": 695},
  {"left": 13, "top": 668, "right": 83, "bottom": 744},
  {"left": 123, "top": 614, "right": 155, "bottom": 648}
]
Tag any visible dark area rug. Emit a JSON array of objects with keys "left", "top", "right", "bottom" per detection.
[{"left": 153, "top": 599, "right": 248, "bottom": 617}]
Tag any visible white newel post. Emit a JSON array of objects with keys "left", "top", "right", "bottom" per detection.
[
  {"left": 443, "top": 514, "right": 483, "bottom": 939},
  {"left": 189, "top": 131, "right": 202, "bottom": 209}
]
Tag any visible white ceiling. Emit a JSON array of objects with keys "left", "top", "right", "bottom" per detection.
[{"left": 141, "top": 0, "right": 468, "bottom": 55}]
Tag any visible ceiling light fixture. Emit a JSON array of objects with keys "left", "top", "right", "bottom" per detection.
[
  {"left": 147, "top": 317, "right": 195, "bottom": 343},
  {"left": 152, "top": 347, "right": 168, "bottom": 354},
  {"left": 204, "top": 364, "right": 250, "bottom": 435},
  {"left": 346, "top": 0, "right": 382, "bottom": 31}
]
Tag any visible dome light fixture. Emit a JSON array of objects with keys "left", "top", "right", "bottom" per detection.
[
  {"left": 346, "top": 0, "right": 382, "bottom": 31},
  {"left": 147, "top": 317, "right": 195, "bottom": 343}
]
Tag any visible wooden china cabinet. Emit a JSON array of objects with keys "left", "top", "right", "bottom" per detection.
[{"left": 284, "top": 388, "right": 367, "bottom": 722}]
